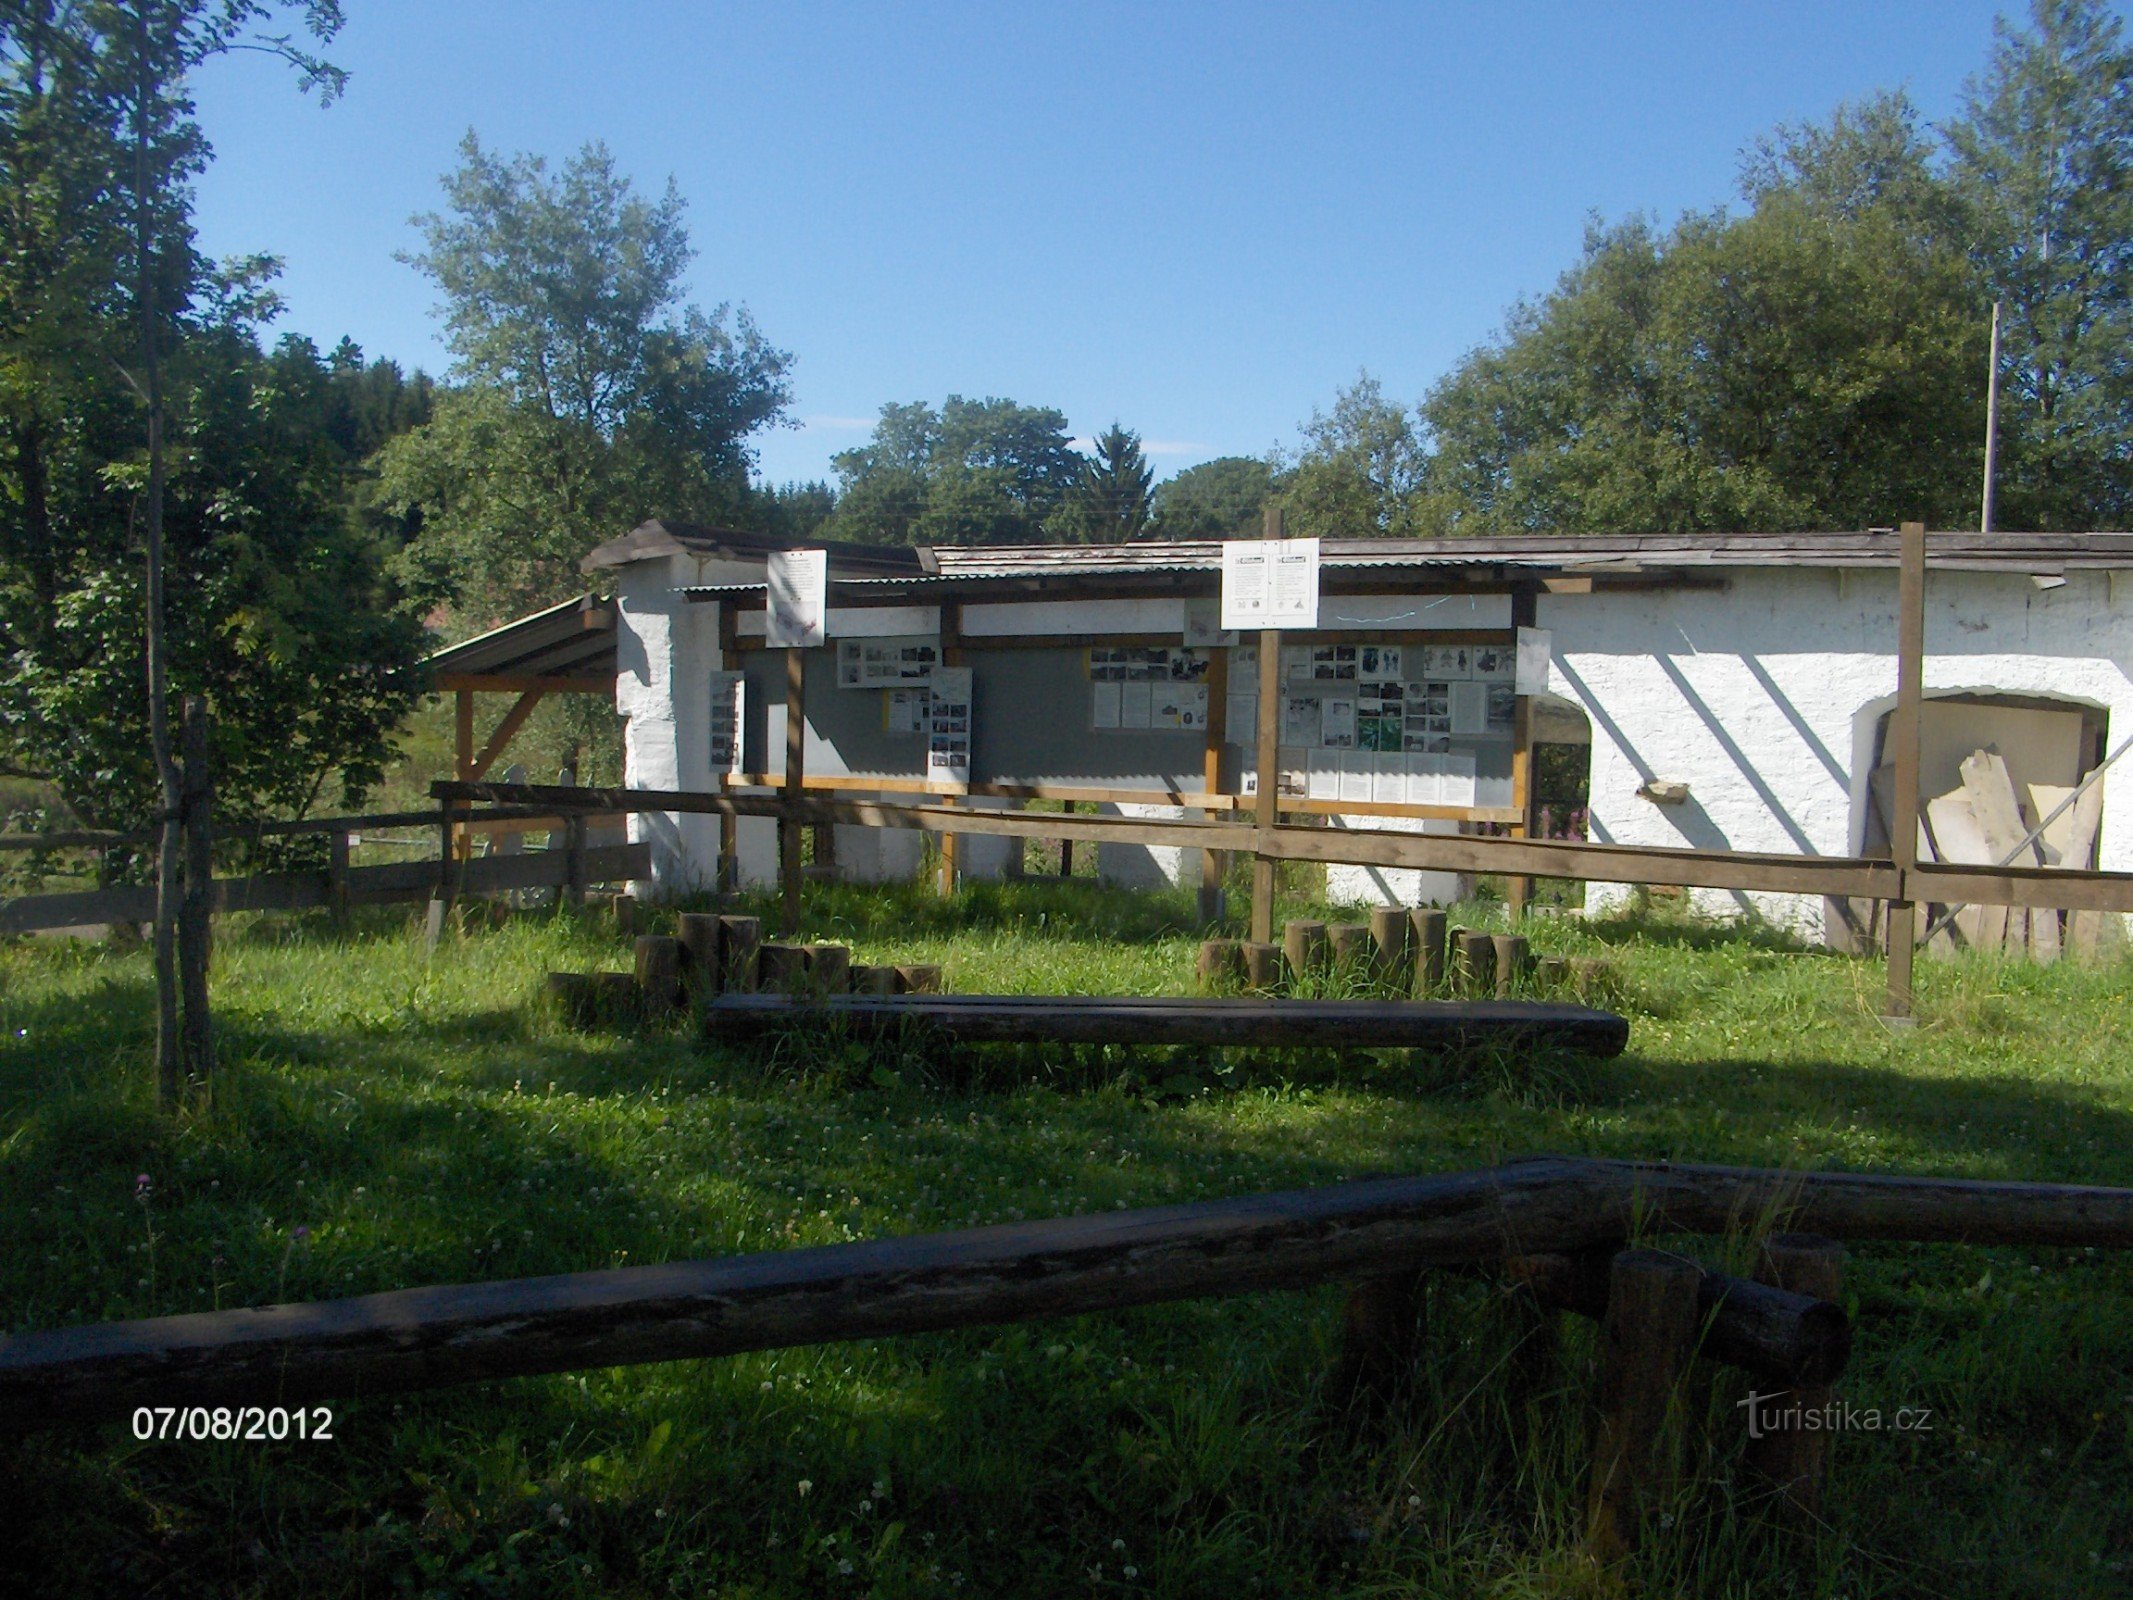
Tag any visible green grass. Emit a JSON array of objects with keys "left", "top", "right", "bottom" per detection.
[{"left": 3, "top": 882, "right": 2132, "bottom": 1597}]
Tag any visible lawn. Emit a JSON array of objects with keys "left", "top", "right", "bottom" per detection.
[{"left": 2, "top": 881, "right": 2130, "bottom": 1598}]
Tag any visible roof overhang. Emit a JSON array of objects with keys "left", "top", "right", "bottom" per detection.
[{"left": 427, "top": 594, "right": 617, "bottom": 694}]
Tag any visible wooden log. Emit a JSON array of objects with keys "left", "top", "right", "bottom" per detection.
[
  {"left": 1283, "top": 919, "right": 1329, "bottom": 983},
  {"left": 718, "top": 915, "right": 761, "bottom": 993},
  {"left": 1535, "top": 954, "right": 1569, "bottom": 994},
  {"left": 1241, "top": 941, "right": 1283, "bottom": 991},
  {"left": 1369, "top": 907, "right": 1412, "bottom": 985},
  {"left": 1744, "top": 1234, "right": 1846, "bottom": 1514},
  {"left": 1502, "top": 1250, "right": 1848, "bottom": 1385},
  {"left": 1326, "top": 922, "right": 1373, "bottom": 974},
  {"left": 895, "top": 963, "right": 943, "bottom": 994},
  {"left": 1411, "top": 908, "right": 1447, "bottom": 993},
  {"left": 1587, "top": 1249, "right": 1701, "bottom": 1562},
  {"left": 546, "top": 971, "right": 638, "bottom": 1029},
  {"left": 612, "top": 892, "right": 637, "bottom": 937},
  {"left": 757, "top": 942, "right": 811, "bottom": 996},
  {"left": 705, "top": 993, "right": 1631, "bottom": 1055},
  {"left": 1196, "top": 939, "right": 1245, "bottom": 993},
  {"left": 634, "top": 936, "right": 682, "bottom": 1017},
  {"left": 1328, "top": 1268, "right": 1425, "bottom": 1411},
  {"left": 8, "top": 1156, "right": 2133, "bottom": 1429},
  {"left": 0, "top": 1156, "right": 1614, "bottom": 1428},
  {"left": 851, "top": 964, "right": 901, "bottom": 996},
  {"left": 1452, "top": 929, "right": 1496, "bottom": 996},
  {"left": 676, "top": 913, "right": 721, "bottom": 997},
  {"left": 1492, "top": 933, "right": 1530, "bottom": 998},
  {"left": 806, "top": 943, "right": 852, "bottom": 995}
]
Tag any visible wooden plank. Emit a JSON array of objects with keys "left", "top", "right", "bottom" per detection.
[
  {"left": 467, "top": 689, "right": 546, "bottom": 783},
  {"left": 6, "top": 1155, "right": 2133, "bottom": 1428},
  {"left": 1884, "top": 522, "right": 1926, "bottom": 1016},
  {"left": 1252, "top": 508, "right": 1284, "bottom": 943},
  {"left": 432, "top": 672, "right": 612, "bottom": 695},
  {"left": 703, "top": 992, "right": 1631, "bottom": 1055},
  {"left": 1962, "top": 748, "right": 2049, "bottom": 958},
  {"left": 781, "top": 648, "right": 805, "bottom": 935},
  {"left": 1924, "top": 789, "right": 1999, "bottom": 948}
]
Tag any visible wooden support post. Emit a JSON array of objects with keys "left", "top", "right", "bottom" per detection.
[
  {"left": 1587, "top": 1249, "right": 1702, "bottom": 1562},
  {"left": 1282, "top": 918, "right": 1328, "bottom": 984},
  {"left": 1250, "top": 507, "right": 1284, "bottom": 944},
  {"left": 1744, "top": 1234, "right": 1847, "bottom": 1514},
  {"left": 468, "top": 689, "right": 545, "bottom": 782},
  {"left": 781, "top": 647, "right": 805, "bottom": 936},
  {"left": 717, "top": 603, "right": 739, "bottom": 891},
  {"left": 1329, "top": 1268, "right": 1426, "bottom": 1411},
  {"left": 564, "top": 814, "right": 587, "bottom": 908},
  {"left": 178, "top": 697, "right": 213, "bottom": 1092},
  {"left": 1508, "top": 586, "right": 1539, "bottom": 917},
  {"left": 717, "top": 914, "right": 761, "bottom": 992},
  {"left": 1885, "top": 521, "right": 1926, "bottom": 1020},
  {"left": 453, "top": 688, "right": 475, "bottom": 863},
  {"left": 327, "top": 830, "right": 350, "bottom": 925},
  {"left": 1411, "top": 908, "right": 1448, "bottom": 994},
  {"left": 937, "top": 600, "right": 963, "bottom": 900},
  {"left": 1059, "top": 801, "right": 1074, "bottom": 878},
  {"left": 1199, "top": 644, "right": 1229, "bottom": 926}
]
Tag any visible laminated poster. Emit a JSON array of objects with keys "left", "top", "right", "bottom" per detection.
[
  {"left": 1091, "top": 681, "right": 1122, "bottom": 730},
  {"left": 764, "top": 549, "right": 827, "bottom": 648},
  {"left": 708, "top": 671, "right": 745, "bottom": 778},
  {"left": 925, "top": 667, "right": 973, "bottom": 785}
]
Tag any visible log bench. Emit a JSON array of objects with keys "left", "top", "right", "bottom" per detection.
[{"left": 701, "top": 992, "right": 1631, "bottom": 1057}]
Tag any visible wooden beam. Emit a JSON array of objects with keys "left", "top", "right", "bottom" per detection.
[
  {"left": 467, "top": 690, "right": 546, "bottom": 783},
  {"left": 1507, "top": 585, "right": 1539, "bottom": 916},
  {"left": 11, "top": 1154, "right": 2133, "bottom": 1429},
  {"left": 937, "top": 600, "right": 964, "bottom": 898},
  {"left": 780, "top": 647, "right": 805, "bottom": 935},
  {"left": 717, "top": 601, "right": 739, "bottom": 890},
  {"left": 433, "top": 673, "right": 612, "bottom": 695},
  {"left": 1200, "top": 643, "right": 1229, "bottom": 923},
  {"left": 1886, "top": 521, "right": 1926, "bottom": 1018}
]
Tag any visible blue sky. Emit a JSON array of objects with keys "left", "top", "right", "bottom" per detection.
[{"left": 188, "top": 1, "right": 2051, "bottom": 488}]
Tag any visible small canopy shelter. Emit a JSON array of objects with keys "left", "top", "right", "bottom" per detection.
[{"left": 426, "top": 594, "right": 617, "bottom": 784}]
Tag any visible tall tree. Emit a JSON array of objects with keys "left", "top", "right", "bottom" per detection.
[
  {"left": 1276, "top": 373, "right": 1429, "bottom": 538},
  {"left": 1149, "top": 456, "right": 1273, "bottom": 538},
  {"left": 377, "top": 135, "right": 792, "bottom": 621},
  {"left": 1051, "top": 422, "right": 1153, "bottom": 541},
  {"left": 1946, "top": 0, "right": 2133, "bottom": 528},
  {"left": 825, "top": 395, "right": 1081, "bottom": 545}
]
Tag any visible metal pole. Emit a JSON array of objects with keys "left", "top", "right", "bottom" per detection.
[{"left": 1980, "top": 302, "right": 2002, "bottom": 537}]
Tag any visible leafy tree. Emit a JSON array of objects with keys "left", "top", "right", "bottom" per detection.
[
  {"left": 749, "top": 479, "right": 837, "bottom": 543},
  {"left": 826, "top": 395, "right": 1081, "bottom": 544},
  {"left": 1275, "top": 373, "right": 1430, "bottom": 538},
  {"left": 1150, "top": 455, "right": 1274, "bottom": 538},
  {"left": 1049, "top": 422, "right": 1153, "bottom": 541},
  {"left": 377, "top": 135, "right": 793, "bottom": 621},
  {"left": 1946, "top": 0, "right": 2133, "bottom": 527}
]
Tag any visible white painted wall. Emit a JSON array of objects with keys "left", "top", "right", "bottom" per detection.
[
  {"left": 1538, "top": 567, "right": 2132, "bottom": 938},
  {"left": 1324, "top": 815, "right": 1468, "bottom": 908}
]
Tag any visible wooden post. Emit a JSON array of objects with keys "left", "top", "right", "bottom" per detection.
[
  {"left": 1241, "top": 941, "right": 1282, "bottom": 990},
  {"left": 634, "top": 935, "right": 682, "bottom": 1017},
  {"left": 780, "top": 646, "right": 805, "bottom": 936},
  {"left": 717, "top": 603, "right": 739, "bottom": 891},
  {"left": 327, "top": 829, "right": 350, "bottom": 925},
  {"left": 1587, "top": 1249, "right": 1701, "bottom": 1562},
  {"left": 1199, "top": 643, "right": 1228, "bottom": 926},
  {"left": 453, "top": 688, "right": 475, "bottom": 864},
  {"left": 177, "top": 697, "right": 213, "bottom": 1092},
  {"left": 1250, "top": 506, "right": 1284, "bottom": 944},
  {"left": 807, "top": 942, "right": 851, "bottom": 994},
  {"left": 718, "top": 914, "right": 761, "bottom": 992},
  {"left": 757, "top": 942, "right": 810, "bottom": 995},
  {"left": 677, "top": 912, "right": 720, "bottom": 998},
  {"left": 1744, "top": 1234, "right": 1847, "bottom": 1514},
  {"left": 895, "top": 963, "right": 942, "bottom": 994},
  {"left": 1369, "top": 906, "right": 1412, "bottom": 986},
  {"left": 937, "top": 600, "right": 963, "bottom": 899},
  {"left": 1282, "top": 918, "right": 1327, "bottom": 984},
  {"left": 1329, "top": 1268, "right": 1426, "bottom": 1411},
  {"left": 1196, "top": 939, "right": 1244, "bottom": 992},
  {"left": 1491, "top": 933, "right": 1530, "bottom": 997},
  {"left": 1507, "top": 586, "right": 1539, "bottom": 917},
  {"left": 1059, "top": 801, "right": 1074, "bottom": 877},
  {"left": 1885, "top": 521, "right": 1926, "bottom": 1020},
  {"left": 1411, "top": 908, "right": 1448, "bottom": 994},
  {"left": 564, "top": 814, "right": 587, "bottom": 908},
  {"left": 1327, "top": 922, "right": 1372, "bottom": 973},
  {"left": 1451, "top": 928, "right": 1495, "bottom": 995}
]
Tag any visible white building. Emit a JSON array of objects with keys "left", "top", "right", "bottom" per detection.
[{"left": 583, "top": 523, "right": 2131, "bottom": 946}]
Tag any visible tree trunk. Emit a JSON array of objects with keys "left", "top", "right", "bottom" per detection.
[{"left": 178, "top": 696, "right": 213, "bottom": 1091}]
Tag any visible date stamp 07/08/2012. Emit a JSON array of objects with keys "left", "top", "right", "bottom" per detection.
[{"left": 129, "top": 1405, "right": 335, "bottom": 1443}]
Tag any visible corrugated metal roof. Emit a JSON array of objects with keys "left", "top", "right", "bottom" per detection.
[{"left": 428, "top": 593, "right": 617, "bottom": 684}]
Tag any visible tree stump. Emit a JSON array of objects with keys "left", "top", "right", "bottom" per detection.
[
  {"left": 757, "top": 942, "right": 811, "bottom": 995},
  {"left": 677, "top": 913, "right": 721, "bottom": 997},
  {"left": 1410, "top": 908, "right": 1448, "bottom": 994},
  {"left": 1451, "top": 929, "right": 1496, "bottom": 996},
  {"left": 718, "top": 915, "right": 761, "bottom": 993},
  {"left": 1535, "top": 954, "right": 1570, "bottom": 994},
  {"left": 1326, "top": 923, "right": 1373, "bottom": 976},
  {"left": 806, "top": 943, "right": 852, "bottom": 995},
  {"left": 634, "top": 936, "right": 682, "bottom": 1017},
  {"left": 1587, "top": 1249, "right": 1701, "bottom": 1562},
  {"left": 896, "top": 963, "right": 943, "bottom": 994},
  {"left": 547, "top": 971, "right": 638, "bottom": 1029},
  {"left": 1196, "top": 939, "right": 1245, "bottom": 993},
  {"left": 1491, "top": 933, "right": 1530, "bottom": 997},
  {"left": 851, "top": 964, "right": 902, "bottom": 995},
  {"left": 611, "top": 893, "right": 637, "bottom": 937},
  {"left": 1241, "top": 941, "right": 1283, "bottom": 991},
  {"left": 1369, "top": 907, "right": 1413, "bottom": 988},
  {"left": 1283, "top": 919, "right": 1329, "bottom": 986},
  {"left": 1744, "top": 1234, "right": 1847, "bottom": 1516}
]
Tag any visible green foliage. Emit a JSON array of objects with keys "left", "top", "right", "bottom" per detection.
[
  {"left": 1051, "top": 421, "right": 1153, "bottom": 541},
  {"left": 1150, "top": 454, "right": 1273, "bottom": 538},
  {"left": 377, "top": 135, "right": 793, "bottom": 621},
  {"left": 1947, "top": 0, "right": 2133, "bottom": 528},
  {"left": 1275, "top": 372, "right": 1430, "bottom": 538},
  {"left": 825, "top": 394, "right": 1083, "bottom": 545},
  {"left": 0, "top": 2, "right": 421, "bottom": 834}
]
